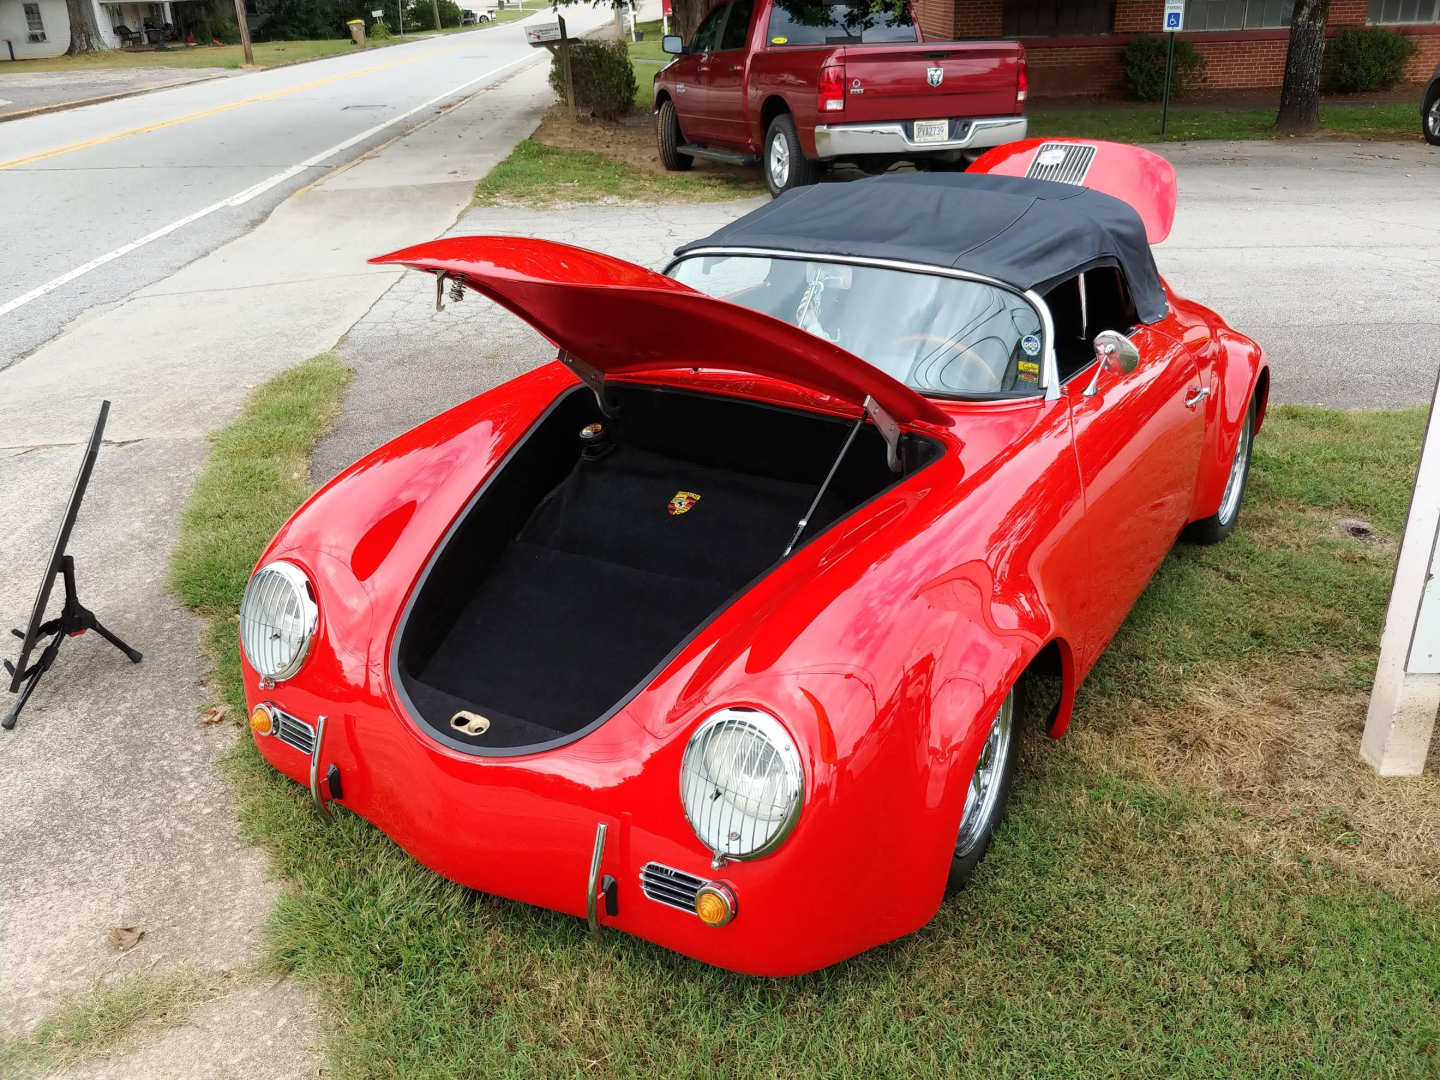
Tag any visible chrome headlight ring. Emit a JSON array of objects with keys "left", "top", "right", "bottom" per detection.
[
  {"left": 680, "top": 707, "right": 804, "bottom": 864},
  {"left": 239, "top": 560, "right": 318, "bottom": 685}
]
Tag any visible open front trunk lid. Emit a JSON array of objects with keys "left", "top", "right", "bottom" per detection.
[
  {"left": 370, "top": 236, "right": 952, "bottom": 428},
  {"left": 836, "top": 42, "right": 1023, "bottom": 122}
]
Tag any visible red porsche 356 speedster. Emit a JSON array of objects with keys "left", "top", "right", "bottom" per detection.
[{"left": 239, "top": 141, "right": 1267, "bottom": 975}]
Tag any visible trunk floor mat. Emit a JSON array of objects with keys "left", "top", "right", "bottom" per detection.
[{"left": 417, "top": 445, "right": 844, "bottom": 739}]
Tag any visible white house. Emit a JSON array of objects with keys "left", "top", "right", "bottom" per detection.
[{"left": 1, "top": 0, "right": 176, "bottom": 59}]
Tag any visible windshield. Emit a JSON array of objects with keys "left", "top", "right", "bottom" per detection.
[
  {"left": 766, "top": 0, "right": 916, "bottom": 45},
  {"left": 669, "top": 254, "right": 1046, "bottom": 398}
]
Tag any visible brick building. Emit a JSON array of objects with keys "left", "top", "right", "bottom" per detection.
[{"left": 914, "top": 0, "right": 1440, "bottom": 96}]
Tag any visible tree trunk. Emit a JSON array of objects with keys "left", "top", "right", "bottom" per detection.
[
  {"left": 1275, "top": 0, "right": 1329, "bottom": 131},
  {"left": 671, "top": 0, "right": 705, "bottom": 42},
  {"left": 64, "top": 0, "right": 105, "bottom": 53}
]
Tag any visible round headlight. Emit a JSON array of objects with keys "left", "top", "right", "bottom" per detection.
[
  {"left": 239, "top": 560, "right": 318, "bottom": 683},
  {"left": 680, "top": 708, "right": 803, "bottom": 861}
]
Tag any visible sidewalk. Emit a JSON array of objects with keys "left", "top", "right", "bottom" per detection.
[{"left": 0, "top": 57, "right": 552, "bottom": 1079}]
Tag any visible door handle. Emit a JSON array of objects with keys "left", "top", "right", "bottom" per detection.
[
  {"left": 1185, "top": 386, "right": 1211, "bottom": 410},
  {"left": 728, "top": 64, "right": 741, "bottom": 71}
]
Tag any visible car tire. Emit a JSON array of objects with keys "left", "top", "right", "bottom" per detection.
[
  {"left": 764, "top": 113, "right": 818, "bottom": 197},
  {"left": 947, "top": 682, "right": 1024, "bottom": 892},
  {"left": 656, "top": 99, "right": 693, "bottom": 172},
  {"left": 1424, "top": 87, "right": 1440, "bottom": 146},
  {"left": 1184, "top": 392, "right": 1255, "bottom": 545}
]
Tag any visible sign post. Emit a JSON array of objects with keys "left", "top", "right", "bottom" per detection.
[
  {"left": 1363, "top": 368, "right": 1440, "bottom": 775},
  {"left": 526, "top": 17, "right": 574, "bottom": 122},
  {"left": 1160, "top": 0, "right": 1184, "bottom": 135}
]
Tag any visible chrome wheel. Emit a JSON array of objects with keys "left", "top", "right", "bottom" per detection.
[
  {"left": 1428, "top": 97, "right": 1440, "bottom": 139},
  {"left": 954, "top": 691, "right": 1014, "bottom": 859},
  {"left": 1218, "top": 403, "right": 1253, "bottom": 526},
  {"left": 768, "top": 133, "right": 790, "bottom": 189}
]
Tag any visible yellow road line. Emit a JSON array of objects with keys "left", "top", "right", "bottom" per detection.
[{"left": 0, "top": 40, "right": 476, "bottom": 172}]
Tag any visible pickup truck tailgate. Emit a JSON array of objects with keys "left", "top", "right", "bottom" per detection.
[{"left": 839, "top": 43, "right": 1022, "bottom": 121}]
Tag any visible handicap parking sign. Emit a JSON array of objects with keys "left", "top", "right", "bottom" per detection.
[
  {"left": 1166, "top": 11, "right": 1182, "bottom": 28},
  {"left": 1162, "top": 0, "right": 1185, "bottom": 30}
]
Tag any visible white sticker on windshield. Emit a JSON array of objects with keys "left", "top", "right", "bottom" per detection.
[{"left": 1021, "top": 334, "right": 1041, "bottom": 356}]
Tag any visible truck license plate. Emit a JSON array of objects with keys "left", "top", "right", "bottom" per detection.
[{"left": 913, "top": 119, "right": 949, "bottom": 144}]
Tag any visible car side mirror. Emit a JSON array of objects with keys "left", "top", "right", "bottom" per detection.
[
  {"left": 662, "top": 34, "right": 684, "bottom": 54},
  {"left": 1082, "top": 330, "right": 1140, "bottom": 397}
]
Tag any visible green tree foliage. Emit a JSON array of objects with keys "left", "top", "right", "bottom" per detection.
[
  {"left": 258, "top": 0, "right": 377, "bottom": 40},
  {"left": 1324, "top": 27, "right": 1419, "bottom": 92},
  {"left": 403, "top": 0, "right": 463, "bottom": 29},
  {"left": 549, "top": 39, "right": 637, "bottom": 120},
  {"left": 1121, "top": 34, "right": 1207, "bottom": 101}
]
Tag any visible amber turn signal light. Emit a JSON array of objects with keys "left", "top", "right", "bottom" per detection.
[
  {"left": 250, "top": 704, "right": 275, "bottom": 736},
  {"left": 694, "top": 883, "right": 736, "bottom": 928}
]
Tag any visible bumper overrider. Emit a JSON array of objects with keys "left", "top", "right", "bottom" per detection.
[
  {"left": 243, "top": 656, "right": 945, "bottom": 976},
  {"left": 813, "top": 115, "right": 1028, "bottom": 160}
]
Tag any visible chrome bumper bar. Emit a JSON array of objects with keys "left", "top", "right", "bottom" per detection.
[{"left": 812, "top": 115, "right": 1028, "bottom": 159}]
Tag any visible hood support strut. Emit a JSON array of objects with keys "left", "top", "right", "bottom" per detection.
[{"left": 558, "top": 350, "right": 617, "bottom": 418}]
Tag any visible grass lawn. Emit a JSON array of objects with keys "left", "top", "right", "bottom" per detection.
[
  {"left": 167, "top": 349, "right": 1440, "bottom": 1079},
  {"left": 1, "top": 37, "right": 413, "bottom": 72},
  {"left": 1029, "top": 101, "right": 1420, "bottom": 142},
  {"left": 474, "top": 137, "right": 761, "bottom": 205}
]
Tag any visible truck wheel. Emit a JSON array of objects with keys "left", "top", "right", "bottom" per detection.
[
  {"left": 764, "top": 113, "right": 817, "bottom": 197},
  {"left": 656, "top": 100, "right": 693, "bottom": 172}
]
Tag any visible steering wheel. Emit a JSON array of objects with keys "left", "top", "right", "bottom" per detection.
[{"left": 895, "top": 334, "right": 1003, "bottom": 392}]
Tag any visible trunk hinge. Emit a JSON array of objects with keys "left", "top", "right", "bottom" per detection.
[
  {"left": 864, "top": 394, "right": 903, "bottom": 475},
  {"left": 434, "top": 270, "right": 467, "bottom": 312},
  {"left": 558, "top": 350, "right": 617, "bottom": 418}
]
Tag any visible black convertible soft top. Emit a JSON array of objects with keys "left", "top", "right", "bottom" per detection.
[{"left": 673, "top": 173, "right": 1169, "bottom": 325}]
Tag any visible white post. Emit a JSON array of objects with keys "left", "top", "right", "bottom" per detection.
[{"left": 1362, "top": 366, "right": 1440, "bottom": 775}]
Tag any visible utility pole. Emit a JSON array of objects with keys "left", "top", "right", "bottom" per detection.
[{"left": 232, "top": 0, "right": 254, "bottom": 65}]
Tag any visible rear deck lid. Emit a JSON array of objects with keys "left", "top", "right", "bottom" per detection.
[
  {"left": 968, "top": 138, "right": 1177, "bottom": 243},
  {"left": 370, "top": 237, "right": 952, "bottom": 427}
]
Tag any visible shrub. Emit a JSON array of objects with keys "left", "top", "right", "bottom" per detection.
[
  {"left": 549, "top": 39, "right": 637, "bottom": 120},
  {"left": 1324, "top": 27, "right": 1419, "bottom": 93},
  {"left": 1120, "top": 33, "right": 1206, "bottom": 102},
  {"left": 368, "top": 18, "right": 392, "bottom": 37},
  {"left": 404, "top": 0, "right": 463, "bottom": 30}
]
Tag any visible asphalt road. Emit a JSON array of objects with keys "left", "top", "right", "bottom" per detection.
[{"left": 0, "top": 10, "right": 610, "bottom": 370}]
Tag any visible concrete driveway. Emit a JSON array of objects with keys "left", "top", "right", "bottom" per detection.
[
  {"left": 1155, "top": 139, "right": 1439, "bottom": 410},
  {"left": 0, "top": 61, "right": 557, "bottom": 1079},
  {"left": 317, "top": 137, "right": 1440, "bottom": 479}
]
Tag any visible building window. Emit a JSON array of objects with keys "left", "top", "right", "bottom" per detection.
[
  {"left": 1002, "top": 0, "right": 1115, "bottom": 37},
  {"left": 1369, "top": 0, "right": 1440, "bottom": 23},
  {"left": 23, "top": 1, "right": 45, "bottom": 35},
  {"left": 1185, "top": 0, "right": 1294, "bottom": 30}
]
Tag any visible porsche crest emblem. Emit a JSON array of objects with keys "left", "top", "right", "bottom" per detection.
[{"left": 668, "top": 491, "right": 701, "bottom": 516}]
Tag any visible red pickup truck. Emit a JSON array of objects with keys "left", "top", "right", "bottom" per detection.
[{"left": 653, "top": 0, "right": 1027, "bottom": 196}]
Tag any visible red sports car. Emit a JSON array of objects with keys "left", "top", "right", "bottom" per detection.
[{"left": 239, "top": 140, "right": 1267, "bottom": 976}]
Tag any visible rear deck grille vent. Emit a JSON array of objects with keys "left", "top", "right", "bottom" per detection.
[
  {"left": 1024, "top": 141, "right": 1097, "bottom": 186},
  {"left": 639, "top": 862, "right": 705, "bottom": 913},
  {"left": 275, "top": 709, "right": 316, "bottom": 756}
]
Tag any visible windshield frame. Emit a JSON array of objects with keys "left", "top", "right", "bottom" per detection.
[{"left": 664, "top": 247, "right": 1060, "bottom": 404}]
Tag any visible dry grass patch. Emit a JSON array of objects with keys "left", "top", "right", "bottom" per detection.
[{"left": 1070, "top": 671, "right": 1440, "bottom": 895}]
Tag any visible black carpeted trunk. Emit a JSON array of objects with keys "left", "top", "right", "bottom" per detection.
[{"left": 394, "top": 384, "right": 939, "bottom": 755}]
